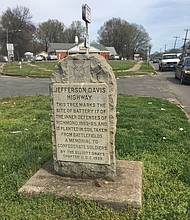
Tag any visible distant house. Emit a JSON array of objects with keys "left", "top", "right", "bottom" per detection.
[
  {"left": 106, "top": 47, "right": 120, "bottom": 60},
  {"left": 134, "top": 53, "right": 141, "bottom": 60},
  {"left": 47, "top": 42, "right": 110, "bottom": 60},
  {"left": 24, "top": 51, "right": 34, "bottom": 61},
  {"left": 36, "top": 51, "right": 48, "bottom": 59}
]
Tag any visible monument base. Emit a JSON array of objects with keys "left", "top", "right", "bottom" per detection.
[{"left": 18, "top": 158, "right": 142, "bottom": 212}]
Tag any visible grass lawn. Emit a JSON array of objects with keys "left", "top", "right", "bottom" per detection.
[
  {"left": 2, "top": 60, "right": 154, "bottom": 78},
  {"left": 0, "top": 94, "right": 189, "bottom": 219},
  {"left": 114, "top": 61, "right": 155, "bottom": 77},
  {"left": 108, "top": 60, "right": 137, "bottom": 71},
  {"left": 2, "top": 61, "right": 57, "bottom": 78}
]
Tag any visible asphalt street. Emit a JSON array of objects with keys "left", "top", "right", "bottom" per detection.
[
  {"left": 117, "top": 74, "right": 175, "bottom": 100},
  {"left": 0, "top": 75, "right": 50, "bottom": 97},
  {"left": 0, "top": 66, "right": 190, "bottom": 117},
  {"left": 0, "top": 73, "right": 172, "bottom": 98}
]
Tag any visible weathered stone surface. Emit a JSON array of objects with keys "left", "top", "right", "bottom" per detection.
[
  {"left": 18, "top": 159, "right": 142, "bottom": 211},
  {"left": 50, "top": 54, "right": 117, "bottom": 180}
]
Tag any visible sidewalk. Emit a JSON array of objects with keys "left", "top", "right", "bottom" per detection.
[{"left": 115, "top": 61, "right": 143, "bottom": 73}]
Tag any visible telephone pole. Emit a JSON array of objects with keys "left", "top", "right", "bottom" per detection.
[
  {"left": 173, "top": 36, "right": 180, "bottom": 49},
  {"left": 164, "top": 44, "right": 167, "bottom": 53},
  {"left": 182, "top": 29, "right": 190, "bottom": 56}
]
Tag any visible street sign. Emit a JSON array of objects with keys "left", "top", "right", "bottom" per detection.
[
  {"left": 6, "top": 44, "right": 14, "bottom": 59},
  {"left": 6, "top": 44, "right": 14, "bottom": 51},
  {"left": 82, "top": 4, "right": 91, "bottom": 23},
  {"left": 8, "top": 50, "right": 14, "bottom": 58}
]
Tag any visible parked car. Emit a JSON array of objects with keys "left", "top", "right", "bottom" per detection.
[
  {"left": 35, "top": 56, "right": 43, "bottom": 61},
  {"left": 108, "top": 54, "right": 120, "bottom": 60},
  {"left": 175, "top": 56, "right": 190, "bottom": 84},
  {"left": 3, "top": 56, "right": 8, "bottom": 62},
  {"left": 152, "top": 57, "right": 161, "bottom": 63},
  {"left": 47, "top": 54, "right": 58, "bottom": 60}
]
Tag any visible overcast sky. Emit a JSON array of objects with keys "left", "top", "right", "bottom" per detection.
[{"left": 1, "top": 0, "right": 190, "bottom": 53}]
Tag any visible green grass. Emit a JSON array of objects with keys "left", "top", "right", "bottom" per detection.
[
  {"left": 2, "top": 61, "right": 58, "bottom": 77},
  {"left": 108, "top": 60, "right": 137, "bottom": 71},
  {"left": 116, "top": 95, "right": 190, "bottom": 219},
  {"left": 32, "top": 61, "right": 58, "bottom": 71},
  {"left": 114, "top": 61, "right": 155, "bottom": 77},
  {"left": 2, "top": 60, "right": 146, "bottom": 78},
  {"left": 0, "top": 94, "right": 189, "bottom": 219},
  {"left": 140, "top": 61, "right": 155, "bottom": 73}
]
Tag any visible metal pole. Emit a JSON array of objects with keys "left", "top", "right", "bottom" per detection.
[
  {"left": 86, "top": 22, "right": 89, "bottom": 54},
  {"left": 6, "top": 29, "right": 8, "bottom": 44}
]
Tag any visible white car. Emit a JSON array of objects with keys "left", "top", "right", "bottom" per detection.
[
  {"left": 35, "top": 56, "right": 43, "bottom": 61},
  {"left": 3, "top": 56, "right": 8, "bottom": 62},
  {"left": 159, "top": 53, "right": 180, "bottom": 71}
]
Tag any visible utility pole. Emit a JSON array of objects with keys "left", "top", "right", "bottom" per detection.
[
  {"left": 173, "top": 36, "right": 180, "bottom": 49},
  {"left": 6, "top": 29, "right": 9, "bottom": 44},
  {"left": 164, "top": 44, "right": 167, "bottom": 53},
  {"left": 182, "top": 29, "right": 190, "bottom": 56}
]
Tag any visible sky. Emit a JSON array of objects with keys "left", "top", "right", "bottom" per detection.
[{"left": 1, "top": 0, "right": 190, "bottom": 53}]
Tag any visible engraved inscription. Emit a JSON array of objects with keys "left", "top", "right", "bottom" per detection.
[{"left": 53, "top": 83, "right": 110, "bottom": 164}]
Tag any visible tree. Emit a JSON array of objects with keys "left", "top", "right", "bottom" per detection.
[
  {"left": 98, "top": 17, "right": 151, "bottom": 59},
  {"left": 36, "top": 19, "right": 65, "bottom": 51},
  {"left": 98, "top": 18, "right": 128, "bottom": 57},
  {"left": 126, "top": 23, "right": 151, "bottom": 59},
  {"left": 0, "top": 6, "right": 36, "bottom": 60},
  {"left": 63, "top": 21, "right": 85, "bottom": 43}
]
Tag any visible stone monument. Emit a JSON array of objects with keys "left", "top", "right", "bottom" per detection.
[
  {"left": 19, "top": 53, "right": 142, "bottom": 211},
  {"left": 50, "top": 53, "right": 117, "bottom": 180}
]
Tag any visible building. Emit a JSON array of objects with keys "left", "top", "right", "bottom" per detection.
[
  {"left": 36, "top": 51, "right": 48, "bottom": 59},
  {"left": 47, "top": 42, "right": 110, "bottom": 60},
  {"left": 106, "top": 47, "right": 120, "bottom": 60},
  {"left": 134, "top": 53, "right": 141, "bottom": 60}
]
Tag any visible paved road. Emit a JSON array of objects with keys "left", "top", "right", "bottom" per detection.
[
  {"left": 117, "top": 74, "right": 175, "bottom": 100},
  {"left": 0, "top": 75, "right": 50, "bottom": 97},
  {"left": 153, "top": 63, "right": 190, "bottom": 116},
  {"left": 0, "top": 73, "right": 171, "bottom": 98},
  {"left": 117, "top": 70, "right": 190, "bottom": 116},
  {"left": 162, "top": 71, "right": 190, "bottom": 116},
  {"left": 0, "top": 64, "right": 190, "bottom": 116}
]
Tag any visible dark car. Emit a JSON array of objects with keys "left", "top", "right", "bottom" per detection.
[
  {"left": 175, "top": 56, "right": 190, "bottom": 84},
  {"left": 152, "top": 57, "right": 161, "bottom": 63},
  {"left": 47, "top": 54, "right": 58, "bottom": 60}
]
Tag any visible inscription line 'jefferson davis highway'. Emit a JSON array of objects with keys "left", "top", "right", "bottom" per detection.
[{"left": 53, "top": 86, "right": 107, "bottom": 101}]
